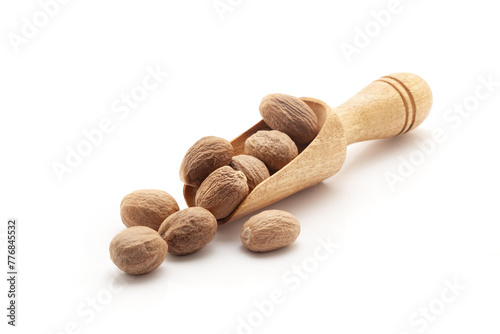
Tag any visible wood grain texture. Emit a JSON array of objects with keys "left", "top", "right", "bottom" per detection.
[
  {"left": 184, "top": 73, "right": 433, "bottom": 224},
  {"left": 335, "top": 73, "right": 433, "bottom": 145}
]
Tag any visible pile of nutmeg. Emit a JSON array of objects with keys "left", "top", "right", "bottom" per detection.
[{"left": 109, "top": 94, "right": 320, "bottom": 275}]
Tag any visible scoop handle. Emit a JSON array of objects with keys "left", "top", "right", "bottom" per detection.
[{"left": 333, "top": 73, "right": 433, "bottom": 145}]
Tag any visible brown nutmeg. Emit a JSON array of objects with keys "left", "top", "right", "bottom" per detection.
[
  {"left": 179, "top": 136, "right": 234, "bottom": 187},
  {"left": 260, "top": 93, "right": 319, "bottom": 144},
  {"left": 244, "top": 130, "right": 298, "bottom": 171},
  {"left": 109, "top": 226, "right": 168, "bottom": 275},
  {"left": 120, "top": 189, "right": 179, "bottom": 231},
  {"left": 241, "top": 210, "right": 300, "bottom": 252},
  {"left": 229, "top": 155, "right": 270, "bottom": 192},
  {"left": 195, "top": 166, "right": 249, "bottom": 219},
  {"left": 158, "top": 207, "right": 217, "bottom": 255}
]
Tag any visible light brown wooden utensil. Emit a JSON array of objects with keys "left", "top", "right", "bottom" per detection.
[{"left": 184, "top": 72, "right": 433, "bottom": 224}]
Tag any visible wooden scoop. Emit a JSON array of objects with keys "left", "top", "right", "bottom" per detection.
[{"left": 184, "top": 72, "right": 433, "bottom": 224}]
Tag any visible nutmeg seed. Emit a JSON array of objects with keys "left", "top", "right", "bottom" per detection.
[
  {"left": 244, "top": 130, "right": 298, "bottom": 171},
  {"left": 229, "top": 154, "right": 270, "bottom": 192},
  {"left": 109, "top": 226, "right": 168, "bottom": 275},
  {"left": 260, "top": 93, "right": 319, "bottom": 144},
  {"left": 120, "top": 189, "right": 179, "bottom": 231},
  {"left": 179, "top": 136, "right": 234, "bottom": 187},
  {"left": 158, "top": 207, "right": 217, "bottom": 255},
  {"left": 241, "top": 210, "right": 300, "bottom": 252},
  {"left": 195, "top": 166, "right": 249, "bottom": 219}
]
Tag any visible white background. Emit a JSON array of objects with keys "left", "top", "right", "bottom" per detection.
[{"left": 1, "top": 1, "right": 499, "bottom": 333}]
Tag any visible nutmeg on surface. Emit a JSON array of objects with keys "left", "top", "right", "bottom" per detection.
[
  {"left": 241, "top": 210, "right": 300, "bottom": 252},
  {"left": 158, "top": 207, "right": 217, "bottom": 256},
  {"left": 109, "top": 226, "right": 168, "bottom": 275}
]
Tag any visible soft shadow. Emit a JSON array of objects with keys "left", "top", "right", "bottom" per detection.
[
  {"left": 341, "top": 130, "right": 432, "bottom": 178},
  {"left": 237, "top": 242, "right": 301, "bottom": 259},
  {"left": 216, "top": 129, "right": 432, "bottom": 241},
  {"left": 108, "top": 264, "right": 169, "bottom": 285},
  {"left": 216, "top": 182, "right": 336, "bottom": 242},
  {"left": 164, "top": 243, "right": 217, "bottom": 263}
]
